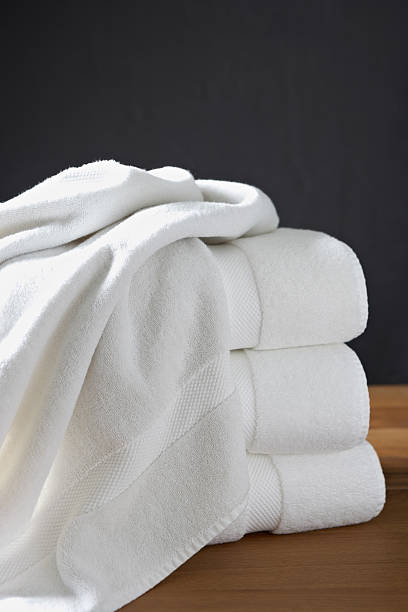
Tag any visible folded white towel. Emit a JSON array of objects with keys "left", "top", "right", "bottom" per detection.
[
  {"left": 231, "top": 344, "right": 369, "bottom": 454},
  {"left": 212, "top": 442, "right": 385, "bottom": 543},
  {"left": 0, "top": 161, "right": 279, "bottom": 611},
  {"left": 209, "top": 229, "right": 368, "bottom": 350}
]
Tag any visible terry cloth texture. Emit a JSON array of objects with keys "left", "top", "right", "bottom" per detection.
[
  {"left": 231, "top": 344, "right": 370, "bottom": 454},
  {"left": 272, "top": 442, "right": 386, "bottom": 534},
  {"left": 0, "top": 161, "right": 279, "bottom": 612},
  {"left": 213, "top": 443, "right": 385, "bottom": 543},
  {"left": 209, "top": 229, "right": 368, "bottom": 350}
]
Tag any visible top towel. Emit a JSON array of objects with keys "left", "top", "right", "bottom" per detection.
[{"left": 209, "top": 228, "right": 368, "bottom": 350}]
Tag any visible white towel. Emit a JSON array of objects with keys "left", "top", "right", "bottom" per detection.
[
  {"left": 212, "top": 442, "right": 385, "bottom": 543},
  {"left": 0, "top": 161, "right": 279, "bottom": 611},
  {"left": 231, "top": 344, "right": 369, "bottom": 454},
  {"left": 209, "top": 229, "right": 368, "bottom": 350}
]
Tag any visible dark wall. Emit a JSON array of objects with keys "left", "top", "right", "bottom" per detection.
[{"left": 2, "top": 1, "right": 407, "bottom": 382}]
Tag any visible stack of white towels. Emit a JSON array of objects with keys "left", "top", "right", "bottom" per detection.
[
  {"left": 210, "top": 228, "right": 385, "bottom": 542},
  {"left": 0, "top": 161, "right": 385, "bottom": 610}
]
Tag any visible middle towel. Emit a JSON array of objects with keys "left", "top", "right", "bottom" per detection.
[{"left": 231, "top": 343, "right": 369, "bottom": 455}]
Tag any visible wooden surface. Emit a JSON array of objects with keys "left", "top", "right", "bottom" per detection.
[{"left": 121, "top": 385, "right": 408, "bottom": 612}]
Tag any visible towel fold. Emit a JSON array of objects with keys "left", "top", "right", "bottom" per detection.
[
  {"left": 209, "top": 229, "right": 368, "bottom": 350},
  {"left": 212, "top": 442, "right": 385, "bottom": 543},
  {"left": 231, "top": 343, "right": 369, "bottom": 454}
]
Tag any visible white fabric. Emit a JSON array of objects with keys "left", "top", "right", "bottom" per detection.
[
  {"left": 210, "top": 453, "right": 281, "bottom": 544},
  {"left": 272, "top": 442, "right": 385, "bottom": 534},
  {"left": 213, "top": 443, "right": 385, "bottom": 543},
  {"left": 209, "top": 229, "right": 368, "bottom": 350},
  {"left": 231, "top": 344, "right": 370, "bottom": 454},
  {"left": 0, "top": 160, "right": 279, "bottom": 611},
  {"left": 246, "top": 454, "right": 282, "bottom": 533},
  {"left": 208, "top": 242, "right": 261, "bottom": 348}
]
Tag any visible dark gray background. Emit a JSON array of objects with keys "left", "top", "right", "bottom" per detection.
[{"left": 2, "top": 1, "right": 407, "bottom": 382}]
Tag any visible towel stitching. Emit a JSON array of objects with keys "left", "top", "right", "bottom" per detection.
[
  {"left": 100, "top": 495, "right": 249, "bottom": 612},
  {"left": 230, "top": 241, "right": 264, "bottom": 348},
  {"left": 269, "top": 457, "right": 285, "bottom": 533},
  {"left": 242, "top": 349, "right": 258, "bottom": 448}
]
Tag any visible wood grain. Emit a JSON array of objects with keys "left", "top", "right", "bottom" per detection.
[
  {"left": 121, "top": 385, "right": 408, "bottom": 612},
  {"left": 368, "top": 385, "right": 408, "bottom": 482}
]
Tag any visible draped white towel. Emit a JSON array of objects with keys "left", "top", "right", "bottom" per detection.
[
  {"left": 231, "top": 344, "right": 370, "bottom": 454},
  {"left": 0, "top": 161, "right": 279, "bottom": 612},
  {"left": 212, "top": 442, "right": 385, "bottom": 543},
  {"left": 209, "top": 229, "right": 368, "bottom": 350}
]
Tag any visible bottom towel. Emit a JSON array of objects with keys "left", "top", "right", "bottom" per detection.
[{"left": 212, "top": 442, "right": 385, "bottom": 543}]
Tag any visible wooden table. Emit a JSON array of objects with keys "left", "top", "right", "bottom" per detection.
[{"left": 122, "top": 386, "right": 408, "bottom": 611}]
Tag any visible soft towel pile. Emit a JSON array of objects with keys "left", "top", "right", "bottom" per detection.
[
  {"left": 0, "top": 161, "right": 384, "bottom": 611},
  {"left": 210, "top": 231, "right": 384, "bottom": 542}
]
